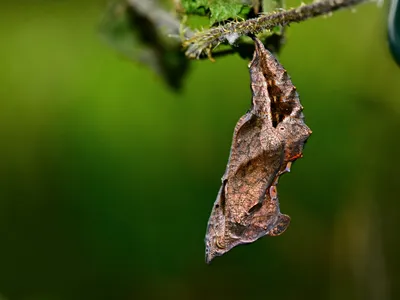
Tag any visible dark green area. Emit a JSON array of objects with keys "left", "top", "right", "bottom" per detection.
[
  {"left": 0, "top": 1, "right": 399, "bottom": 300},
  {"left": 389, "top": 0, "right": 400, "bottom": 65}
]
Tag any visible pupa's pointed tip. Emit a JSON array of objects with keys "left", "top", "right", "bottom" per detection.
[
  {"left": 204, "top": 236, "right": 215, "bottom": 264},
  {"left": 205, "top": 250, "right": 216, "bottom": 264}
]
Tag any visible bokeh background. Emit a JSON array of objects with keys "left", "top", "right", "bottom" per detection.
[{"left": 1, "top": 1, "right": 400, "bottom": 299}]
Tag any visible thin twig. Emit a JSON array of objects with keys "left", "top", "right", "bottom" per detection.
[{"left": 183, "top": 0, "right": 372, "bottom": 58}]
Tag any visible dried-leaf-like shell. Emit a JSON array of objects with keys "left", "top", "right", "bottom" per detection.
[{"left": 205, "top": 38, "right": 311, "bottom": 263}]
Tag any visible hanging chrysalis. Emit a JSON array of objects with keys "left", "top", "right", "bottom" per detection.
[{"left": 205, "top": 37, "right": 311, "bottom": 263}]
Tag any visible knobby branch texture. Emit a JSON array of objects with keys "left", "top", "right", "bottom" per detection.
[{"left": 183, "top": 0, "right": 371, "bottom": 58}]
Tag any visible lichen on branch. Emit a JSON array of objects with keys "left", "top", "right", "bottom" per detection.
[{"left": 183, "top": 0, "right": 371, "bottom": 58}]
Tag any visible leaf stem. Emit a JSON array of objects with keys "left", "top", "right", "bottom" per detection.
[{"left": 183, "top": 0, "right": 372, "bottom": 58}]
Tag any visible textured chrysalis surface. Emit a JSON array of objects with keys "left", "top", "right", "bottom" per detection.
[{"left": 205, "top": 37, "right": 311, "bottom": 263}]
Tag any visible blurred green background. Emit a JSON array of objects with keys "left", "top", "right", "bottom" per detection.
[{"left": 1, "top": 1, "right": 400, "bottom": 300}]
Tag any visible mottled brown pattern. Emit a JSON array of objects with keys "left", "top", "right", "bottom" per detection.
[{"left": 205, "top": 37, "right": 312, "bottom": 263}]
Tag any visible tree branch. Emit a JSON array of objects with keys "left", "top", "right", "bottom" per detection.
[{"left": 183, "top": 0, "right": 372, "bottom": 58}]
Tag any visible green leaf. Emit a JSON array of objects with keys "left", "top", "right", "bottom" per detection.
[
  {"left": 99, "top": 1, "right": 189, "bottom": 90},
  {"left": 263, "top": 0, "right": 285, "bottom": 13},
  {"left": 181, "top": 0, "right": 253, "bottom": 24},
  {"left": 182, "top": 0, "right": 209, "bottom": 15},
  {"left": 209, "top": 1, "right": 252, "bottom": 24}
]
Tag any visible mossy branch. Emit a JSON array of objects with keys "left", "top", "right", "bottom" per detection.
[{"left": 183, "top": 0, "right": 371, "bottom": 58}]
